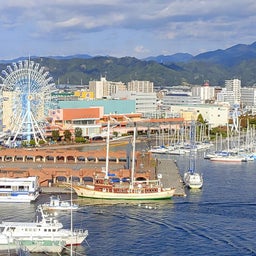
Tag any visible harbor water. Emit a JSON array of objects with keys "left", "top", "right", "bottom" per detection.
[{"left": 1, "top": 153, "right": 256, "bottom": 256}]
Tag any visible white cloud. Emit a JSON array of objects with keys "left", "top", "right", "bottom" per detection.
[
  {"left": 134, "top": 45, "right": 149, "bottom": 54},
  {"left": 0, "top": 0, "right": 255, "bottom": 58}
]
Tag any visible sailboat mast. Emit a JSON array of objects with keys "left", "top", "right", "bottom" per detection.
[
  {"left": 70, "top": 176, "right": 73, "bottom": 256},
  {"left": 189, "top": 120, "right": 196, "bottom": 174},
  {"left": 105, "top": 120, "right": 110, "bottom": 179},
  {"left": 130, "top": 124, "right": 136, "bottom": 189}
]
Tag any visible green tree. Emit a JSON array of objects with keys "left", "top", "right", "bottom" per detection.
[
  {"left": 74, "top": 127, "right": 83, "bottom": 138},
  {"left": 38, "top": 140, "right": 45, "bottom": 145},
  {"left": 52, "top": 130, "right": 60, "bottom": 142},
  {"left": 29, "top": 139, "right": 36, "bottom": 147},
  {"left": 64, "top": 130, "right": 72, "bottom": 142},
  {"left": 75, "top": 137, "right": 86, "bottom": 143},
  {"left": 197, "top": 113, "right": 205, "bottom": 123}
]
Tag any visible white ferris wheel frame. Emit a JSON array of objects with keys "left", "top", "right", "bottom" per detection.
[{"left": 0, "top": 59, "right": 56, "bottom": 147}]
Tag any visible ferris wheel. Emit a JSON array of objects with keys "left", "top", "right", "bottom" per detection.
[{"left": 0, "top": 59, "right": 57, "bottom": 147}]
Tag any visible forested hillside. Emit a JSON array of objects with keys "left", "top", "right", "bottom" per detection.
[{"left": 1, "top": 42, "right": 256, "bottom": 87}]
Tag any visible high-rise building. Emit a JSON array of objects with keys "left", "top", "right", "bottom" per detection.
[
  {"left": 127, "top": 80, "right": 154, "bottom": 93},
  {"left": 240, "top": 87, "right": 256, "bottom": 107},
  {"left": 191, "top": 81, "right": 215, "bottom": 103},
  {"left": 89, "top": 76, "right": 107, "bottom": 99},
  {"left": 225, "top": 79, "right": 241, "bottom": 104},
  {"left": 89, "top": 76, "right": 126, "bottom": 99}
]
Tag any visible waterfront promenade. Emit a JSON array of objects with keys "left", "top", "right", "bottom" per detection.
[
  {"left": 40, "top": 158, "right": 186, "bottom": 197},
  {"left": 0, "top": 141, "right": 186, "bottom": 197}
]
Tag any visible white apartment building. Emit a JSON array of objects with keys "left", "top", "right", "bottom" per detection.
[
  {"left": 107, "top": 81, "right": 126, "bottom": 96},
  {"left": 162, "top": 93, "right": 201, "bottom": 108},
  {"left": 240, "top": 87, "right": 256, "bottom": 107},
  {"left": 169, "top": 104, "right": 229, "bottom": 128},
  {"left": 89, "top": 77, "right": 126, "bottom": 99},
  {"left": 112, "top": 91, "right": 157, "bottom": 117},
  {"left": 225, "top": 78, "right": 241, "bottom": 104},
  {"left": 89, "top": 77, "right": 107, "bottom": 99},
  {"left": 127, "top": 80, "right": 154, "bottom": 93},
  {"left": 216, "top": 88, "right": 234, "bottom": 106},
  {"left": 191, "top": 85, "right": 215, "bottom": 103}
]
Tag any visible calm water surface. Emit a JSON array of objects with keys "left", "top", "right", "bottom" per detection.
[{"left": 1, "top": 154, "right": 256, "bottom": 256}]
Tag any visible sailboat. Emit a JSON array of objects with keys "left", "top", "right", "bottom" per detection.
[
  {"left": 183, "top": 121, "right": 203, "bottom": 189},
  {"left": 71, "top": 121, "right": 176, "bottom": 200}
]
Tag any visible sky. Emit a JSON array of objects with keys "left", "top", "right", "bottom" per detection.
[{"left": 0, "top": 0, "right": 256, "bottom": 60}]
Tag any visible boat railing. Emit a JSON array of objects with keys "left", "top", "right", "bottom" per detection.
[{"left": 74, "top": 228, "right": 87, "bottom": 234}]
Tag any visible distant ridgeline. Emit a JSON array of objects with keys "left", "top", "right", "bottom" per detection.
[{"left": 1, "top": 41, "right": 256, "bottom": 87}]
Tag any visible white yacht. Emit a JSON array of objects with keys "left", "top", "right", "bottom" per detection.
[
  {"left": 0, "top": 176, "right": 40, "bottom": 203},
  {"left": 0, "top": 205, "right": 88, "bottom": 251},
  {"left": 183, "top": 171, "right": 203, "bottom": 189}
]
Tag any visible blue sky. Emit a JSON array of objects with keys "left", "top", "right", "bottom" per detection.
[{"left": 0, "top": 0, "right": 256, "bottom": 60}]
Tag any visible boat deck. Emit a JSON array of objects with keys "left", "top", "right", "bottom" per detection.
[
  {"left": 156, "top": 159, "right": 186, "bottom": 197},
  {"left": 0, "top": 249, "right": 29, "bottom": 256}
]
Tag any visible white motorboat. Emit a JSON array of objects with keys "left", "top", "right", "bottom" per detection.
[
  {"left": 42, "top": 195, "right": 79, "bottom": 211},
  {"left": 0, "top": 205, "right": 88, "bottom": 250},
  {"left": 209, "top": 155, "right": 246, "bottom": 162},
  {"left": 148, "top": 145, "right": 170, "bottom": 154},
  {"left": 183, "top": 171, "right": 203, "bottom": 189},
  {"left": 0, "top": 176, "right": 40, "bottom": 203}
]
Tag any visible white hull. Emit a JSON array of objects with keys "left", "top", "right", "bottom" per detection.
[
  {"left": 73, "top": 185, "right": 175, "bottom": 200},
  {"left": 42, "top": 195, "right": 79, "bottom": 211},
  {"left": 210, "top": 156, "right": 245, "bottom": 162},
  {"left": 0, "top": 206, "right": 88, "bottom": 247},
  {"left": 0, "top": 176, "right": 40, "bottom": 203},
  {"left": 184, "top": 172, "right": 203, "bottom": 189},
  {"left": 17, "top": 239, "right": 65, "bottom": 253},
  {"left": 148, "top": 147, "right": 170, "bottom": 154},
  {"left": 0, "top": 239, "right": 65, "bottom": 253},
  {"left": 0, "top": 225, "right": 87, "bottom": 247},
  {"left": 0, "top": 193, "right": 39, "bottom": 203},
  {"left": 42, "top": 205, "right": 78, "bottom": 211}
]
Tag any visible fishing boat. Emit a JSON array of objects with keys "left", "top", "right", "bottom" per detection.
[
  {"left": 71, "top": 121, "right": 176, "bottom": 200},
  {"left": 183, "top": 121, "right": 203, "bottom": 189},
  {"left": 41, "top": 195, "right": 79, "bottom": 211},
  {"left": 0, "top": 176, "right": 40, "bottom": 203},
  {"left": 0, "top": 205, "right": 88, "bottom": 250}
]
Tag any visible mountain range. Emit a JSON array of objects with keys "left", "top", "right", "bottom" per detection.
[{"left": 1, "top": 41, "right": 256, "bottom": 87}]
